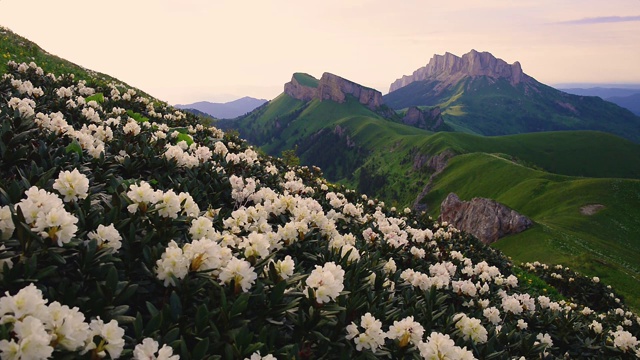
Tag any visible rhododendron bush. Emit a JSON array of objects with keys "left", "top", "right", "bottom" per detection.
[{"left": 0, "top": 61, "right": 638, "bottom": 359}]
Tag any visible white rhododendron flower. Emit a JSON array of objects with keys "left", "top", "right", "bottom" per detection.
[
  {"left": 0, "top": 284, "right": 94, "bottom": 357},
  {"left": 133, "top": 338, "right": 179, "bottom": 360},
  {"left": 418, "top": 332, "right": 476, "bottom": 360},
  {"left": 610, "top": 330, "right": 638, "bottom": 352},
  {"left": 245, "top": 351, "right": 276, "bottom": 360},
  {"left": 18, "top": 186, "right": 79, "bottom": 246},
  {"left": 87, "top": 224, "right": 122, "bottom": 251},
  {"left": 126, "top": 181, "right": 162, "bottom": 214},
  {"left": 0, "top": 206, "right": 15, "bottom": 240},
  {"left": 387, "top": 316, "right": 424, "bottom": 347},
  {"left": 304, "top": 262, "right": 344, "bottom": 304},
  {"left": 340, "top": 244, "right": 361, "bottom": 263},
  {"left": 33, "top": 206, "right": 79, "bottom": 246},
  {"left": 589, "top": 320, "right": 603, "bottom": 334},
  {"left": 183, "top": 237, "right": 229, "bottom": 274},
  {"left": 53, "top": 168, "right": 90, "bottom": 202},
  {"left": 189, "top": 216, "right": 216, "bottom": 241},
  {"left": 157, "top": 190, "right": 182, "bottom": 219},
  {"left": 240, "top": 232, "right": 271, "bottom": 260},
  {"left": 47, "top": 301, "right": 90, "bottom": 351},
  {"left": 345, "top": 312, "right": 387, "bottom": 352},
  {"left": 502, "top": 297, "right": 523, "bottom": 315},
  {"left": 8, "top": 97, "right": 36, "bottom": 117},
  {"left": 272, "top": 255, "right": 295, "bottom": 280},
  {"left": 86, "top": 317, "right": 125, "bottom": 359},
  {"left": 230, "top": 175, "right": 257, "bottom": 204},
  {"left": 123, "top": 119, "right": 142, "bottom": 135},
  {"left": 454, "top": 313, "right": 488, "bottom": 344},
  {"left": 383, "top": 258, "right": 397, "bottom": 274},
  {"left": 156, "top": 240, "right": 190, "bottom": 287},
  {"left": 219, "top": 257, "right": 258, "bottom": 293},
  {"left": 410, "top": 246, "right": 426, "bottom": 259},
  {"left": 0, "top": 283, "right": 48, "bottom": 323},
  {"left": 0, "top": 315, "right": 54, "bottom": 359},
  {"left": 483, "top": 307, "right": 501, "bottom": 325}
]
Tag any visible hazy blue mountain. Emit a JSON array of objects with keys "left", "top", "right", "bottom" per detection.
[
  {"left": 607, "top": 93, "right": 640, "bottom": 116},
  {"left": 557, "top": 87, "right": 640, "bottom": 99},
  {"left": 175, "top": 96, "right": 267, "bottom": 119},
  {"left": 556, "top": 87, "right": 640, "bottom": 116}
]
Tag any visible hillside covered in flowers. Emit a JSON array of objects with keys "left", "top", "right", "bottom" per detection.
[{"left": 0, "top": 60, "right": 639, "bottom": 359}]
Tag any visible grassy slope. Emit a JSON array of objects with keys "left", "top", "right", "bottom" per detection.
[
  {"left": 293, "top": 72, "right": 319, "bottom": 88},
  {"left": 421, "top": 153, "right": 640, "bottom": 309},
  {"left": 422, "top": 131, "right": 640, "bottom": 179}
]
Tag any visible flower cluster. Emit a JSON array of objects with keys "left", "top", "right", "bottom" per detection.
[
  {"left": 0, "top": 284, "right": 127, "bottom": 359},
  {"left": 126, "top": 181, "right": 199, "bottom": 218},
  {"left": 15, "top": 186, "right": 78, "bottom": 246},
  {"left": 304, "top": 262, "right": 345, "bottom": 304}
]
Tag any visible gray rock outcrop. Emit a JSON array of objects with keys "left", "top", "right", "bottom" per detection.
[
  {"left": 389, "top": 50, "right": 531, "bottom": 93},
  {"left": 439, "top": 193, "right": 533, "bottom": 244}
]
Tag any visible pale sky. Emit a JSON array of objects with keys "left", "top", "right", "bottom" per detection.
[{"left": 1, "top": 0, "right": 639, "bottom": 104}]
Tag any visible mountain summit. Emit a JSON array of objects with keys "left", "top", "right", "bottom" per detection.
[
  {"left": 389, "top": 50, "right": 530, "bottom": 93},
  {"left": 384, "top": 50, "right": 640, "bottom": 142}
]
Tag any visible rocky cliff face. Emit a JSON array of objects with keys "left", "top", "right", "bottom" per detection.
[
  {"left": 284, "top": 73, "right": 383, "bottom": 110},
  {"left": 439, "top": 193, "right": 533, "bottom": 244},
  {"left": 284, "top": 75, "right": 316, "bottom": 102},
  {"left": 402, "top": 106, "right": 444, "bottom": 130},
  {"left": 389, "top": 50, "right": 531, "bottom": 93}
]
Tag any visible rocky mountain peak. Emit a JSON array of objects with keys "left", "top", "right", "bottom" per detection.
[
  {"left": 284, "top": 72, "right": 383, "bottom": 110},
  {"left": 389, "top": 50, "right": 531, "bottom": 93}
]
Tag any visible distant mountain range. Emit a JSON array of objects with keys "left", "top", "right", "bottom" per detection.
[
  {"left": 175, "top": 96, "right": 267, "bottom": 119},
  {"left": 557, "top": 87, "right": 640, "bottom": 116},
  {"left": 384, "top": 50, "right": 640, "bottom": 142}
]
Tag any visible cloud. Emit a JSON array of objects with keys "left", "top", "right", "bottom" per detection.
[{"left": 558, "top": 15, "right": 640, "bottom": 25}]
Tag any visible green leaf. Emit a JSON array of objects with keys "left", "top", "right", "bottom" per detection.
[
  {"left": 270, "top": 280, "right": 287, "bottom": 304},
  {"left": 169, "top": 291, "right": 182, "bottom": 321},
  {"left": 134, "top": 312, "right": 144, "bottom": 338},
  {"left": 126, "top": 110, "right": 149, "bottom": 123},
  {"left": 195, "top": 304, "right": 209, "bottom": 332},
  {"left": 85, "top": 93, "right": 105, "bottom": 103},
  {"left": 144, "top": 312, "right": 163, "bottom": 335},
  {"left": 35, "top": 265, "right": 58, "bottom": 280},
  {"left": 146, "top": 301, "right": 160, "bottom": 317},
  {"left": 163, "top": 327, "right": 180, "bottom": 344},
  {"left": 105, "top": 266, "right": 118, "bottom": 292},
  {"left": 175, "top": 133, "right": 194, "bottom": 146},
  {"left": 192, "top": 337, "right": 210, "bottom": 360},
  {"left": 230, "top": 292, "right": 250, "bottom": 317},
  {"left": 65, "top": 139, "right": 82, "bottom": 156}
]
